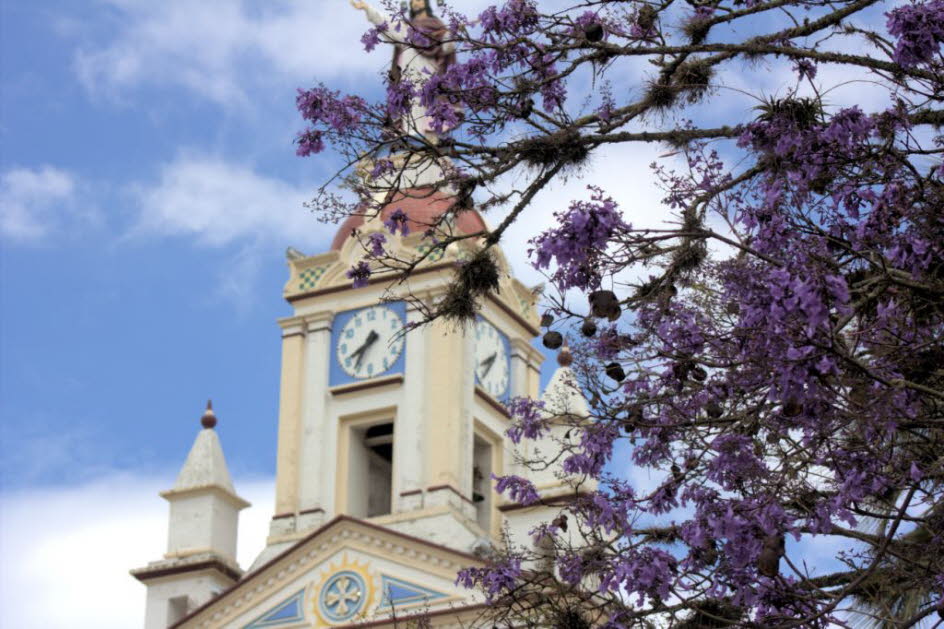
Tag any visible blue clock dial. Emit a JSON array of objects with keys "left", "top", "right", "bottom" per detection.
[
  {"left": 474, "top": 319, "right": 510, "bottom": 398},
  {"left": 335, "top": 305, "right": 405, "bottom": 380}
]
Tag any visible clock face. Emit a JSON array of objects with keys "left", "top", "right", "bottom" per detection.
[
  {"left": 474, "top": 318, "right": 510, "bottom": 398},
  {"left": 336, "top": 305, "right": 405, "bottom": 380}
]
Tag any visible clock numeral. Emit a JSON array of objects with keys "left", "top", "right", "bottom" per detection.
[
  {"left": 346, "top": 329, "right": 354, "bottom": 339},
  {"left": 367, "top": 309, "right": 376, "bottom": 321}
]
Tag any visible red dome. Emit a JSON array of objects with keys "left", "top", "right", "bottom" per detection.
[{"left": 330, "top": 188, "right": 487, "bottom": 250}]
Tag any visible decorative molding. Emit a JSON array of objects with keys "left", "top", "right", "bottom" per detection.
[
  {"left": 474, "top": 387, "right": 510, "bottom": 419},
  {"left": 132, "top": 558, "right": 241, "bottom": 584},
  {"left": 299, "top": 507, "right": 325, "bottom": 515},
  {"left": 399, "top": 489, "right": 422, "bottom": 497},
  {"left": 336, "top": 603, "right": 488, "bottom": 628},
  {"left": 286, "top": 263, "right": 454, "bottom": 303},
  {"left": 426, "top": 484, "right": 474, "bottom": 505},
  {"left": 485, "top": 293, "right": 540, "bottom": 337},
  {"left": 172, "top": 515, "right": 483, "bottom": 628},
  {"left": 330, "top": 374, "right": 404, "bottom": 396}
]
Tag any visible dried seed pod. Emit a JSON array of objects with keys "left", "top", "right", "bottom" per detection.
[
  {"left": 725, "top": 301, "right": 740, "bottom": 316},
  {"left": 605, "top": 362, "right": 626, "bottom": 382},
  {"left": 690, "top": 366, "right": 708, "bottom": 382},
  {"left": 704, "top": 401, "right": 723, "bottom": 418},
  {"left": 589, "top": 290, "right": 619, "bottom": 319},
  {"left": 583, "top": 22, "right": 604, "bottom": 42},
  {"left": 757, "top": 534, "right": 784, "bottom": 578},
  {"left": 543, "top": 330, "right": 563, "bottom": 349},
  {"left": 672, "top": 363, "right": 691, "bottom": 381},
  {"left": 580, "top": 318, "right": 597, "bottom": 337},
  {"left": 782, "top": 399, "right": 802, "bottom": 417},
  {"left": 540, "top": 312, "right": 554, "bottom": 327}
]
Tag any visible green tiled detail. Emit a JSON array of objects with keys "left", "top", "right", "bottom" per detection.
[
  {"left": 518, "top": 294, "right": 533, "bottom": 315},
  {"left": 298, "top": 266, "right": 328, "bottom": 291},
  {"left": 416, "top": 243, "right": 445, "bottom": 263}
]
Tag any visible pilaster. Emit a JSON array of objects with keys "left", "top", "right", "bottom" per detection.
[
  {"left": 298, "top": 311, "right": 334, "bottom": 531},
  {"left": 274, "top": 319, "right": 305, "bottom": 518}
]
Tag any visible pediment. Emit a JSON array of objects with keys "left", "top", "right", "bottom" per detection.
[{"left": 176, "top": 516, "right": 484, "bottom": 628}]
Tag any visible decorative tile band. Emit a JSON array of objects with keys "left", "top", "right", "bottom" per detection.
[{"left": 299, "top": 266, "right": 328, "bottom": 291}]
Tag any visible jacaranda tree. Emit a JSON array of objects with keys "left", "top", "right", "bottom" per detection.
[{"left": 297, "top": 0, "right": 943, "bottom": 625}]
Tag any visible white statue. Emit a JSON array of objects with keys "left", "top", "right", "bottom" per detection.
[{"left": 350, "top": 0, "right": 457, "bottom": 143}]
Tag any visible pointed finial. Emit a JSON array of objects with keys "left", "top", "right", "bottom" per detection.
[
  {"left": 558, "top": 345, "right": 573, "bottom": 367},
  {"left": 200, "top": 400, "right": 217, "bottom": 429}
]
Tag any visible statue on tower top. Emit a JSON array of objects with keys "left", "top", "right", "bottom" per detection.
[{"left": 350, "top": 0, "right": 458, "bottom": 144}]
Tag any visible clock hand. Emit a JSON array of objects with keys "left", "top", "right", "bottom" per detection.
[
  {"left": 479, "top": 352, "right": 497, "bottom": 378},
  {"left": 353, "top": 330, "right": 380, "bottom": 369}
]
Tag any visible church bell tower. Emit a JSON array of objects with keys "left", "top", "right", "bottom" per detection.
[{"left": 254, "top": 181, "right": 549, "bottom": 566}]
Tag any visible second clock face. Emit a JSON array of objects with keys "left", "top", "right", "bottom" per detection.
[
  {"left": 474, "top": 318, "right": 510, "bottom": 398},
  {"left": 336, "top": 305, "right": 405, "bottom": 380}
]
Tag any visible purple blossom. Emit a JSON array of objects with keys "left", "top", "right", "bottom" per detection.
[
  {"left": 530, "top": 187, "right": 629, "bottom": 290},
  {"left": 887, "top": 0, "right": 944, "bottom": 68},
  {"left": 493, "top": 474, "right": 540, "bottom": 505},
  {"left": 346, "top": 261, "right": 371, "bottom": 288},
  {"left": 367, "top": 232, "right": 386, "bottom": 257},
  {"left": 504, "top": 397, "right": 547, "bottom": 443},
  {"left": 360, "top": 22, "right": 388, "bottom": 52},
  {"left": 383, "top": 208, "right": 410, "bottom": 236}
]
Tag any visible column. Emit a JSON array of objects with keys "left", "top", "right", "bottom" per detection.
[{"left": 297, "top": 311, "right": 333, "bottom": 532}]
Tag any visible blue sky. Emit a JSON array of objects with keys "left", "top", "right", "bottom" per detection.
[
  {"left": 0, "top": 1, "right": 896, "bottom": 626},
  {"left": 0, "top": 2, "right": 568, "bottom": 625}
]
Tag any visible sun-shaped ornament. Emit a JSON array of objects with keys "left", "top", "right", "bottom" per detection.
[{"left": 312, "top": 555, "right": 378, "bottom": 625}]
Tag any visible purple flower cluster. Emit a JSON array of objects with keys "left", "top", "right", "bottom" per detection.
[
  {"left": 346, "top": 260, "right": 371, "bottom": 288},
  {"left": 295, "top": 86, "right": 367, "bottom": 156},
  {"left": 886, "top": 0, "right": 944, "bottom": 68},
  {"left": 504, "top": 397, "right": 547, "bottom": 443},
  {"left": 383, "top": 208, "right": 410, "bottom": 236},
  {"left": 493, "top": 474, "right": 540, "bottom": 505},
  {"left": 530, "top": 187, "right": 629, "bottom": 290}
]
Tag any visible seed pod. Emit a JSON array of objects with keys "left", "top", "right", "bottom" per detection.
[
  {"left": 672, "top": 363, "right": 691, "bottom": 382},
  {"left": 725, "top": 301, "right": 740, "bottom": 316},
  {"left": 581, "top": 318, "right": 597, "bottom": 337},
  {"left": 540, "top": 312, "right": 554, "bottom": 327},
  {"left": 605, "top": 362, "right": 626, "bottom": 382},
  {"left": 705, "top": 401, "right": 723, "bottom": 418},
  {"left": 589, "top": 290, "right": 619, "bottom": 319},
  {"left": 690, "top": 365, "right": 708, "bottom": 382},
  {"left": 543, "top": 330, "right": 563, "bottom": 349},
  {"left": 757, "top": 534, "right": 784, "bottom": 578},
  {"left": 782, "top": 399, "right": 802, "bottom": 417},
  {"left": 583, "top": 22, "right": 604, "bottom": 42},
  {"left": 552, "top": 513, "right": 569, "bottom": 532}
]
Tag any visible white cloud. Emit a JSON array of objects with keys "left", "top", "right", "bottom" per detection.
[
  {"left": 0, "top": 473, "right": 274, "bottom": 629},
  {"left": 74, "top": 0, "right": 391, "bottom": 105},
  {"left": 131, "top": 155, "right": 329, "bottom": 249},
  {"left": 0, "top": 166, "right": 88, "bottom": 242}
]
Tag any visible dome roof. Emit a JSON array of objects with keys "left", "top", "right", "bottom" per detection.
[{"left": 331, "top": 188, "right": 488, "bottom": 251}]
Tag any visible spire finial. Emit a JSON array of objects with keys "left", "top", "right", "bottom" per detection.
[
  {"left": 558, "top": 345, "right": 573, "bottom": 367},
  {"left": 201, "top": 400, "right": 217, "bottom": 429}
]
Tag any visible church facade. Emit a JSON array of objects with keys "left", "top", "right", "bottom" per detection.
[{"left": 131, "top": 185, "right": 590, "bottom": 628}]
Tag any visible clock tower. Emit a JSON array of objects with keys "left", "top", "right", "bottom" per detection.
[
  {"left": 254, "top": 183, "right": 550, "bottom": 568},
  {"left": 137, "top": 168, "right": 592, "bottom": 628}
]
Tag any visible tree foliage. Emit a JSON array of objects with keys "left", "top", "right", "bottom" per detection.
[{"left": 297, "top": 0, "right": 944, "bottom": 625}]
